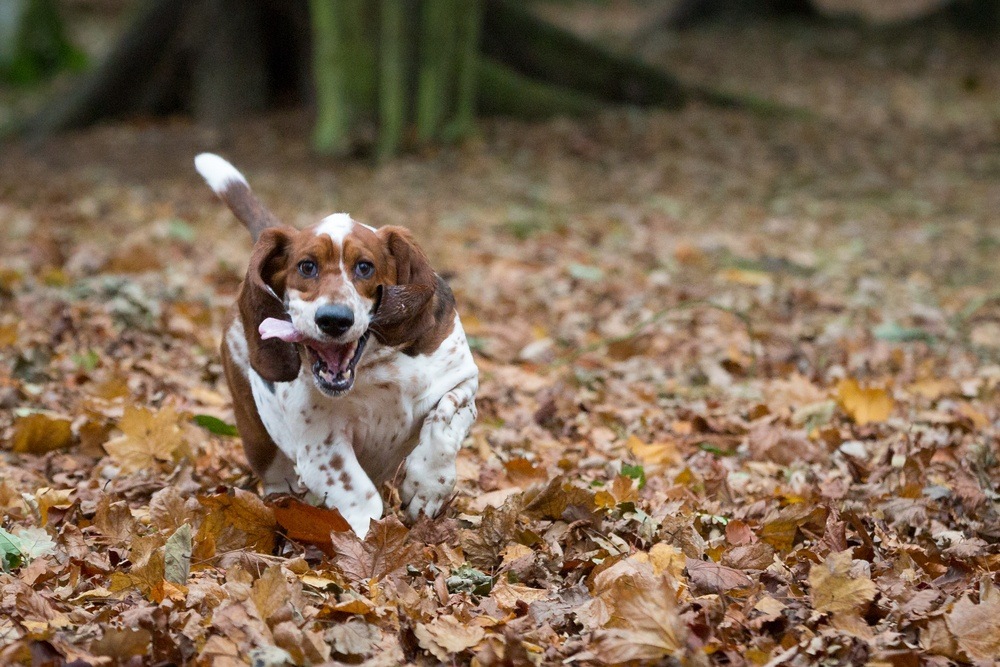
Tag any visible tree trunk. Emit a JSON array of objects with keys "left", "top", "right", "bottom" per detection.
[{"left": 22, "top": 0, "right": 693, "bottom": 156}]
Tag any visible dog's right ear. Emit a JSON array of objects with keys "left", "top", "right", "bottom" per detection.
[
  {"left": 195, "top": 153, "right": 280, "bottom": 243},
  {"left": 238, "top": 227, "right": 301, "bottom": 383}
]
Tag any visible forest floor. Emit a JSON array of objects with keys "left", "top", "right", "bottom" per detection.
[{"left": 2, "top": 11, "right": 1000, "bottom": 667}]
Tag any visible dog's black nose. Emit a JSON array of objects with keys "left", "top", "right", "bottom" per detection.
[{"left": 315, "top": 304, "right": 354, "bottom": 337}]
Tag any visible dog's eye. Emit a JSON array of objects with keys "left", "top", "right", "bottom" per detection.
[
  {"left": 298, "top": 260, "right": 319, "bottom": 278},
  {"left": 355, "top": 261, "right": 375, "bottom": 279}
]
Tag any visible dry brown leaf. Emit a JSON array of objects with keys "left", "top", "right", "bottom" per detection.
[
  {"left": 595, "top": 474, "right": 639, "bottom": 509},
  {"left": 491, "top": 578, "right": 548, "bottom": 611},
  {"left": 648, "top": 543, "right": 686, "bottom": 580},
  {"left": 523, "top": 476, "right": 594, "bottom": 521},
  {"left": 110, "top": 548, "right": 166, "bottom": 603},
  {"left": 462, "top": 495, "right": 522, "bottom": 570},
  {"left": 590, "top": 561, "right": 686, "bottom": 663},
  {"left": 415, "top": 615, "right": 486, "bottom": 662},
  {"left": 837, "top": 378, "right": 894, "bottom": 425},
  {"left": 103, "top": 405, "right": 187, "bottom": 473},
  {"left": 808, "top": 550, "right": 876, "bottom": 614},
  {"left": 330, "top": 515, "right": 420, "bottom": 582},
  {"left": 251, "top": 565, "right": 290, "bottom": 623},
  {"left": 93, "top": 496, "right": 138, "bottom": 544},
  {"left": 945, "top": 582, "right": 1000, "bottom": 662},
  {"left": 685, "top": 557, "right": 753, "bottom": 595},
  {"left": 503, "top": 457, "right": 548, "bottom": 487},
  {"left": 197, "top": 489, "right": 276, "bottom": 555}
]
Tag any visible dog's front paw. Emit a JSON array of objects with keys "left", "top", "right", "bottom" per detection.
[{"left": 400, "top": 470, "right": 454, "bottom": 522}]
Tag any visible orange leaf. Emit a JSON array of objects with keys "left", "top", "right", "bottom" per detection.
[{"left": 270, "top": 496, "right": 351, "bottom": 556}]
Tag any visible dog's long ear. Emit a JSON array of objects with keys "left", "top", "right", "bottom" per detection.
[
  {"left": 195, "top": 153, "right": 280, "bottom": 243},
  {"left": 370, "top": 227, "right": 439, "bottom": 349},
  {"left": 238, "top": 227, "right": 301, "bottom": 382}
]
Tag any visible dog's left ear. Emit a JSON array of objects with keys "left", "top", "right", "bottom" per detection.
[
  {"left": 370, "top": 226, "right": 439, "bottom": 349},
  {"left": 238, "top": 227, "right": 301, "bottom": 382}
]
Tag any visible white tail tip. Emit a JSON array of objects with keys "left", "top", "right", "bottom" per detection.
[{"left": 194, "top": 153, "right": 248, "bottom": 194}]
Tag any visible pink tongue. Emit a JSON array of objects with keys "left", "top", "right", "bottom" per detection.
[{"left": 259, "top": 318, "right": 305, "bottom": 342}]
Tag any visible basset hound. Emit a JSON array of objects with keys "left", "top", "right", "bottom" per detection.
[{"left": 195, "top": 154, "right": 478, "bottom": 536}]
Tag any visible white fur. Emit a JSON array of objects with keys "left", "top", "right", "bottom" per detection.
[
  {"left": 316, "top": 214, "right": 355, "bottom": 244},
  {"left": 227, "top": 315, "right": 478, "bottom": 537},
  {"left": 194, "top": 153, "right": 248, "bottom": 194}
]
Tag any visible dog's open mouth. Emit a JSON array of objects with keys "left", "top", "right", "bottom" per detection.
[
  {"left": 258, "top": 317, "right": 369, "bottom": 395},
  {"left": 304, "top": 332, "right": 369, "bottom": 394}
]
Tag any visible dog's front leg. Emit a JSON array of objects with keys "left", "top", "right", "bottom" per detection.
[
  {"left": 294, "top": 438, "right": 383, "bottom": 537},
  {"left": 401, "top": 376, "right": 478, "bottom": 522}
]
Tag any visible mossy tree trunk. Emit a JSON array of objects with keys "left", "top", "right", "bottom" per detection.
[{"left": 23, "top": 0, "right": 688, "bottom": 158}]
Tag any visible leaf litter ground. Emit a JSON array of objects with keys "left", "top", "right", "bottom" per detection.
[{"left": 2, "top": 17, "right": 1000, "bottom": 667}]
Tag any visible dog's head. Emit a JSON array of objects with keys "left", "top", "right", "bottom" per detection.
[{"left": 196, "top": 153, "right": 445, "bottom": 396}]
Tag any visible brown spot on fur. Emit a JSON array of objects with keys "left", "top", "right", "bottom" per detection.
[
  {"left": 339, "top": 471, "right": 353, "bottom": 491},
  {"left": 331, "top": 454, "right": 344, "bottom": 470}
]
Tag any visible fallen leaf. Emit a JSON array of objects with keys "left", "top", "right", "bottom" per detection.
[
  {"left": 164, "top": 524, "right": 192, "bottom": 585},
  {"left": 270, "top": 496, "right": 351, "bottom": 556},
  {"left": 11, "top": 413, "right": 73, "bottom": 454},
  {"left": 808, "top": 550, "right": 876, "bottom": 614},
  {"left": 251, "top": 565, "right": 290, "bottom": 622},
  {"left": 626, "top": 434, "right": 680, "bottom": 473},
  {"left": 685, "top": 557, "right": 753, "bottom": 595},
  {"left": 415, "top": 615, "right": 485, "bottom": 662},
  {"left": 491, "top": 578, "right": 548, "bottom": 611},
  {"left": 945, "top": 581, "right": 1000, "bottom": 662},
  {"left": 590, "top": 562, "right": 686, "bottom": 662},
  {"left": 198, "top": 489, "right": 277, "bottom": 555},
  {"left": 837, "top": 378, "right": 894, "bottom": 425},
  {"left": 330, "top": 515, "right": 420, "bottom": 582},
  {"left": 103, "top": 405, "right": 187, "bottom": 473},
  {"left": 462, "top": 495, "right": 522, "bottom": 570}
]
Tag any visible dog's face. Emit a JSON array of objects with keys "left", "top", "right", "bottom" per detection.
[
  {"left": 194, "top": 153, "right": 440, "bottom": 397},
  {"left": 246, "top": 216, "right": 438, "bottom": 396}
]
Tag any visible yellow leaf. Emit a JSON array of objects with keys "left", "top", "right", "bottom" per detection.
[
  {"left": 808, "top": 550, "right": 876, "bottom": 614},
  {"left": 626, "top": 435, "right": 679, "bottom": 473},
  {"left": 103, "top": 405, "right": 186, "bottom": 473},
  {"left": 12, "top": 413, "right": 73, "bottom": 454},
  {"left": 718, "top": 268, "right": 772, "bottom": 286},
  {"left": 648, "top": 543, "right": 686, "bottom": 581},
  {"left": 836, "top": 378, "right": 894, "bottom": 425}
]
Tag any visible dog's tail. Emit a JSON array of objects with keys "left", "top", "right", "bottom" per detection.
[{"left": 194, "top": 153, "right": 280, "bottom": 243}]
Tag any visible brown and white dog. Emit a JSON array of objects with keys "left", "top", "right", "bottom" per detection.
[{"left": 195, "top": 154, "right": 478, "bottom": 536}]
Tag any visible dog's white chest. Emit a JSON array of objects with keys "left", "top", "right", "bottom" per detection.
[{"left": 233, "top": 316, "right": 476, "bottom": 486}]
